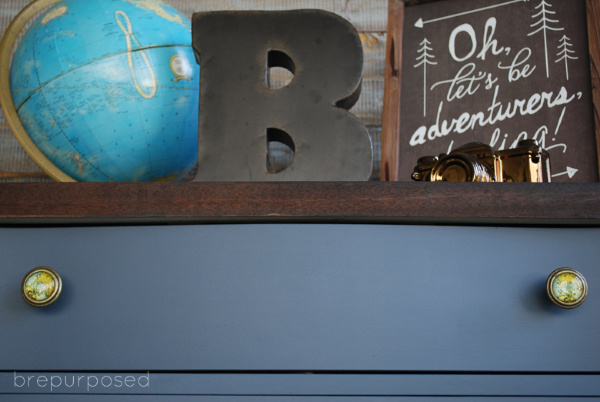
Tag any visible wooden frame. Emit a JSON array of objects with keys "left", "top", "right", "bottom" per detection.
[
  {"left": 1, "top": 182, "right": 599, "bottom": 225},
  {"left": 381, "top": 0, "right": 600, "bottom": 181}
]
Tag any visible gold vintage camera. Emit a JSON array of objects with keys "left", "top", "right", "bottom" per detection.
[{"left": 411, "top": 140, "right": 551, "bottom": 182}]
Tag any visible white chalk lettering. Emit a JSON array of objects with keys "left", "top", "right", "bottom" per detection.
[
  {"left": 477, "top": 17, "right": 505, "bottom": 60},
  {"left": 497, "top": 47, "right": 536, "bottom": 82},
  {"left": 409, "top": 86, "right": 579, "bottom": 147},
  {"left": 431, "top": 63, "right": 485, "bottom": 102},
  {"left": 448, "top": 23, "right": 477, "bottom": 62},
  {"left": 409, "top": 2, "right": 586, "bottom": 180}
]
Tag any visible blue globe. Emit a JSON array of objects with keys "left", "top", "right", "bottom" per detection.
[{"left": 9, "top": 0, "right": 199, "bottom": 181}]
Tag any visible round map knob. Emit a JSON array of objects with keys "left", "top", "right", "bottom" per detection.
[
  {"left": 546, "top": 267, "right": 588, "bottom": 309},
  {"left": 21, "top": 267, "right": 62, "bottom": 307}
]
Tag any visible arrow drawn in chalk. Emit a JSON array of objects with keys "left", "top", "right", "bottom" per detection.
[
  {"left": 415, "top": 0, "right": 529, "bottom": 28},
  {"left": 552, "top": 167, "right": 578, "bottom": 179}
]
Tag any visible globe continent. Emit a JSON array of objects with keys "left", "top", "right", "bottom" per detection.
[
  {"left": 24, "top": 272, "right": 56, "bottom": 302},
  {"left": 10, "top": 0, "right": 199, "bottom": 181}
]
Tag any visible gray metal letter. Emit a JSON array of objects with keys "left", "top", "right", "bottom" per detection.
[{"left": 192, "top": 10, "right": 373, "bottom": 181}]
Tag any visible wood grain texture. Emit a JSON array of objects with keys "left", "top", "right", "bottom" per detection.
[
  {"left": 380, "top": 0, "right": 403, "bottom": 181},
  {"left": 0, "top": 0, "right": 389, "bottom": 33},
  {"left": 587, "top": 0, "right": 600, "bottom": 177},
  {"left": 171, "top": 0, "right": 388, "bottom": 32},
  {"left": 1, "top": 182, "right": 599, "bottom": 225},
  {"left": 0, "top": 0, "right": 387, "bottom": 181}
]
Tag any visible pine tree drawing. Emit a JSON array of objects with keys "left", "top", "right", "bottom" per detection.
[
  {"left": 528, "top": 0, "right": 564, "bottom": 78},
  {"left": 555, "top": 35, "right": 578, "bottom": 80},
  {"left": 414, "top": 38, "right": 437, "bottom": 117}
]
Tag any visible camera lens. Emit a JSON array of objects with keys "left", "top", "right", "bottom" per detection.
[
  {"left": 430, "top": 153, "right": 495, "bottom": 182},
  {"left": 439, "top": 164, "right": 469, "bottom": 181}
]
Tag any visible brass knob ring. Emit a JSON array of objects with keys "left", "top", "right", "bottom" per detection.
[
  {"left": 546, "top": 267, "right": 588, "bottom": 309},
  {"left": 21, "top": 266, "right": 62, "bottom": 307}
]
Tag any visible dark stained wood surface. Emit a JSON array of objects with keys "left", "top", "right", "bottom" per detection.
[
  {"left": 1, "top": 182, "right": 599, "bottom": 225},
  {"left": 380, "top": 0, "right": 404, "bottom": 181},
  {"left": 587, "top": 0, "right": 600, "bottom": 177}
]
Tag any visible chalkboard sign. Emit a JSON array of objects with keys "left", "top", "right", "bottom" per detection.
[{"left": 382, "top": 0, "right": 600, "bottom": 182}]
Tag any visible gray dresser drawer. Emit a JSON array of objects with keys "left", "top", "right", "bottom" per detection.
[{"left": 1, "top": 224, "right": 599, "bottom": 372}]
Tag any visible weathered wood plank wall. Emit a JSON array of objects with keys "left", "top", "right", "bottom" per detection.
[{"left": 0, "top": 0, "right": 387, "bottom": 182}]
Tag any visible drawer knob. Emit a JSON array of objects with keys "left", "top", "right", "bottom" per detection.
[
  {"left": 546, "top": 267, "right": 588, "bottom": 309},
  {"left": 21, "top": 267, "right": 62, "bottom": 307}
]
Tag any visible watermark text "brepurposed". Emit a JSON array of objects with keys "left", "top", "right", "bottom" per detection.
[{"left": 14, "top": 372, "right": 150, "bottom": 392}]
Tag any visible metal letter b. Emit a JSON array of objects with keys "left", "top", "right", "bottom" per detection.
[{"left": 192, "top": 10, "right": 373, "bottom": 181}]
